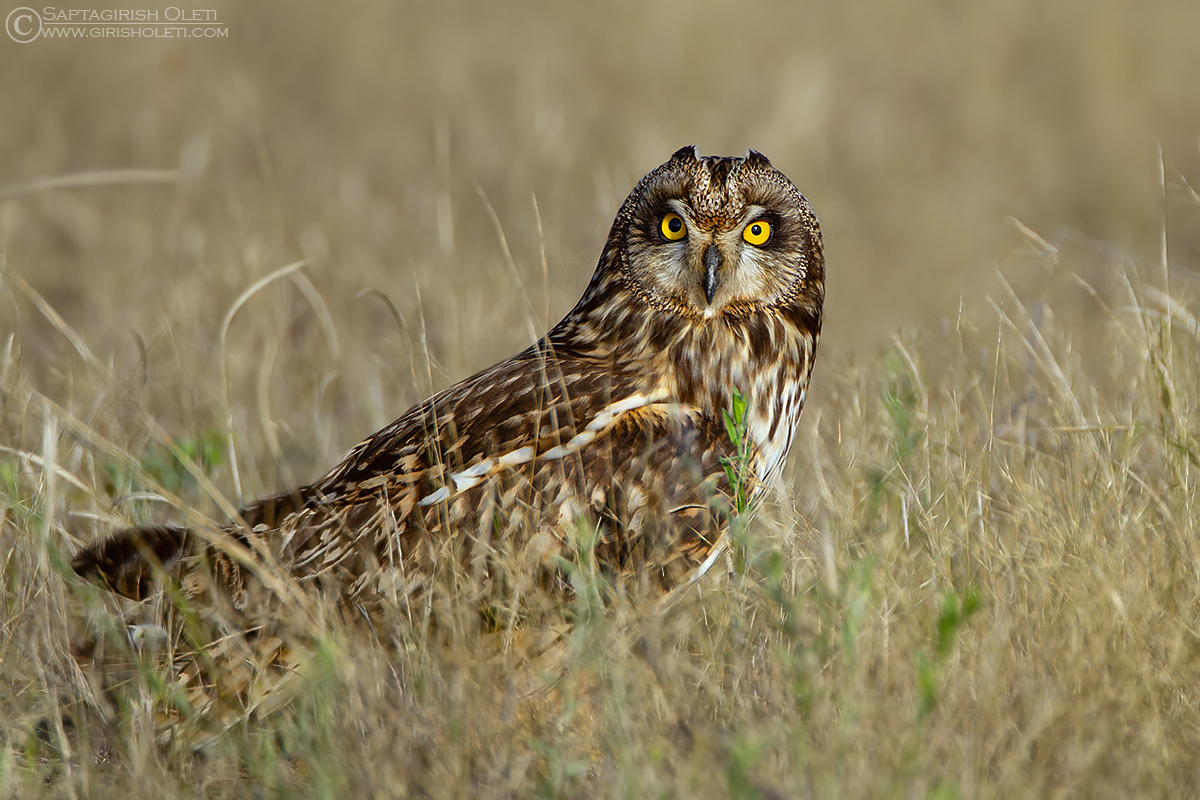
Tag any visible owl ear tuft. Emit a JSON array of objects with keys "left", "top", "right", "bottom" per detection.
[
  {"left": 744, "top": 149, "right": 771, "bottom": 168},
  {"left": 670, "top": 145, "right": 699, "bottom": 162}
]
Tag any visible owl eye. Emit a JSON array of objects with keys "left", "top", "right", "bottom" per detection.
[
  {"left": 660, "top": 212, "right": 687, "bottom": 241},
  {"left": 743, "top": 219, "right": 771, "bottom": 247}
]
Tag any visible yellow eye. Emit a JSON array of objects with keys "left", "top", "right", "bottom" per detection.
[
  {"left": 660, "top": 212, "right": 686, "bottom": 241},
  {"left": 743, "top": 219, "right": 771, "bottom": 246}
]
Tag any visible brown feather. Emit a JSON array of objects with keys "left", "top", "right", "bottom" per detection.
[{"left": 72, "top": 525, "right": 193, "bottom": 601}]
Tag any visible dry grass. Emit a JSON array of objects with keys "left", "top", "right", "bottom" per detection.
[{"left": 3, "top": 0, "right": 1200, "bottom": 796}]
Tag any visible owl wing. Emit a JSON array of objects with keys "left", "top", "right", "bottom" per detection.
[
  {"left": 70, "top": 341, "right": 583, "bottom": 603},
  {"left": 74, "top": 339, "right": 740, "bottom": 607},
  {"left": 234, "top": 340, "right": 741, "bottom": 602}
]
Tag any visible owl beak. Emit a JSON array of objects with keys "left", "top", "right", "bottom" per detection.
[{"left": 703, "top": 244, "right": 722, "bottom": 304}]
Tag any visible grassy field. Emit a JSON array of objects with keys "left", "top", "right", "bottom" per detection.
[{"left": 3, "top": 0, "right": 1200, "bottom": 796}]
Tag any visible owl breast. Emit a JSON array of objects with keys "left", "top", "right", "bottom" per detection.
[{"left": 650, "top": 309, "right": 818, "bottom": 493}]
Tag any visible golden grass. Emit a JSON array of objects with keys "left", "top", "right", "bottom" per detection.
[
  {"left": 5, "top": 246, "right": 1200, "bottom": 797},
  {"left": 3, "top": 0, "right": 1200, "bottom": 795}
]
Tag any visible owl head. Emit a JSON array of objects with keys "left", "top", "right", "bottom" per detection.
[{"left": 607, "top": 146, "right": 824, "bottom": 322}]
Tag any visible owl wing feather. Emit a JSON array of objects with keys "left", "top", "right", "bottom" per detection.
[{"left": 74, "top": 339, "right": 738, "bottom": 609}]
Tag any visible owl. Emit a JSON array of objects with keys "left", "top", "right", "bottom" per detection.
[{"left": 74, "top": 146, "right": 824, "bottom": 631}]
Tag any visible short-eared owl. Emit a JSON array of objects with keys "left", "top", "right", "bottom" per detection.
[{"left": 75, "top": 146, "right": 824, "bottom": 619}]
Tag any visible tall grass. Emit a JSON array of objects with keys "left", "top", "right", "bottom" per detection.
[{"left": 3, "top": 206, "right": 1199, "bottom": 796}]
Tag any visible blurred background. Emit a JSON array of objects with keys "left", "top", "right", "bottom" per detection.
[{"left": 2, "top": 0, "right": 1199, "bottom": 496}]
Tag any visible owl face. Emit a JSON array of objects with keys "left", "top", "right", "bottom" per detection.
[{"left": 616, "top": 146, "right": 822, "bottom": 320}]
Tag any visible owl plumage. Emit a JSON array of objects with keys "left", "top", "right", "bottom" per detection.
[{"left": 74, "top": 146, "right": 824, "bottom": 628}]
